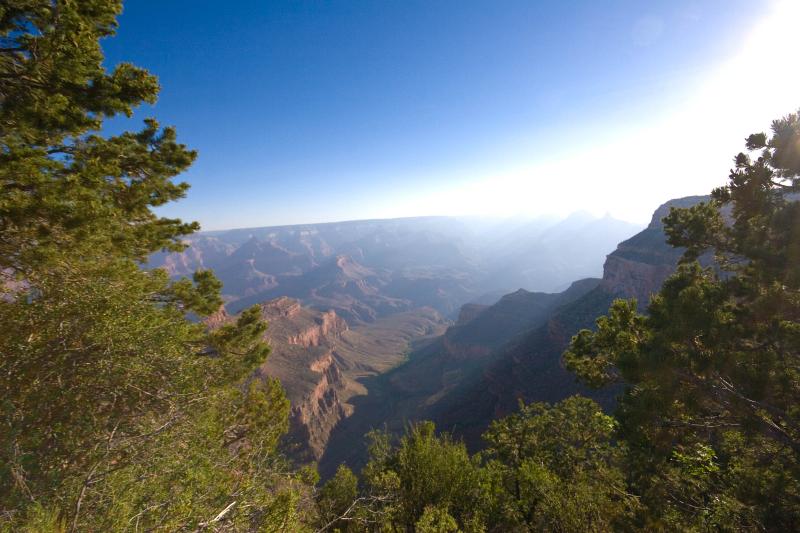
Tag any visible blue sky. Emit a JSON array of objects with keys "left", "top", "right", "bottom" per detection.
[{"left": 102, "top": 1, "right": 798, "bottom": 230}]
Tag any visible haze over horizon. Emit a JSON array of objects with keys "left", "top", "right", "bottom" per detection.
[{"left": 103, "top": 0, "right": 800, "bottom": 231}]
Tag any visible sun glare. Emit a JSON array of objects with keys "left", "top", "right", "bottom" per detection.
[{"left": 433, "top": 0, "right": 800, "bottom": 223}]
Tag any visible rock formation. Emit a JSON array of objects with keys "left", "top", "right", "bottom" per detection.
[
  {"left": 212, "top": 297, "right": 449, "bottom": 463},
  {"left": 253, "top": 298, "right": 350, "bottom": 461}
]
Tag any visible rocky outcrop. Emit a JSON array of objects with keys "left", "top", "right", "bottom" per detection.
[
  {"left": 285, "top": 349, "right": 350, "bottom": 462},
  {"left": 599, "top": 195, "right": 706, "bottom": 306},
  {"left": 204, "top": 305, "right": 230, "bottom": 329},
  {"left": 287, "top": 311, "right": 348, "bottom": 347},
  {"left": 260, "top": 296, "right": 302, "bottom": 318},
  {"left": 601, "top": 255, "right": 676, "bottom": 302},
  {"left": 251, "top": 298, "right": 351, "bottom": 461},
  {"left": 252, "top": 297, "right": 447, "bottom": 463}
]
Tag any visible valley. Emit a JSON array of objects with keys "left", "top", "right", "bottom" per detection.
[
  {"left": 185, "top": 199, "right": 699, "bottom": 476},
  {"left": 151, "top": 214, "right": 642, "bottom": 321},
  {"left": 210, "top": 297, "right": 448, "bottom": 462}
]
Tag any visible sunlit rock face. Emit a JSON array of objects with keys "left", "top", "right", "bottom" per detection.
[
  {"left": 208, "top": 297, "right": 448, "bottom": 463},
  {"left": 254, "top": 298, "right": 350, "bottom": 461},
  {"left": 600, "top": 195, "right": 708, "bottom": 306}
]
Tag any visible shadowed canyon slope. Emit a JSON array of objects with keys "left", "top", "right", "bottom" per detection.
[
  {"left": 318, "top": 196, "right": 707, "bottom": 476},
  {"left": 431, "top": 196, "right": 710, "bottom": 444}
]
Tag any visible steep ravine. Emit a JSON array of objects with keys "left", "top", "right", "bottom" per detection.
[{"left": 215, "top": 297, "right": 449, "bottom": 463}]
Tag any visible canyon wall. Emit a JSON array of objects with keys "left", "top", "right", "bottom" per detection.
[{"left": 255, "top": 298, "right": 350, "bottom": 461}]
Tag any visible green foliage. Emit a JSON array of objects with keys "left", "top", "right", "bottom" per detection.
[
  {"left": 316, "top": 399, "right": 632, "bottom": 532},
  {"left": 0, "top": 2, "right": 196, "bottom": 271},
  {"left": 564, "top": 298, "right": 646, "bottom": 387},
  {"left": 361, "top": 422, "right": 485, "bottom": 531},
  {"left": 415, "top": 505, "right": 460, "bottom": 533},
  {"left": 0, "top": 2, "right": 310, "bottom": 530},
  {"left": 565, "top": 110, "right": 800, "bottom": 530},
  {"left": 316, "top": 465, "right": 360, "bottom": 532},
  {"left": 481, "top": 396, "right": 634, "bottom": 532}
]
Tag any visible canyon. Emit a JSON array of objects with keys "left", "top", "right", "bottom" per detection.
[
  {"left": 151, "top": 214, "right": 642, "bottom": 322},
  {"left": 318, "top": 195, "right": 707, "bottom": 475},
  {"left": 216, "top": 297, "right": 448, "bottom": 461},
  {"left": 164, "top": 203, "right": 701, "bottom": 474}
]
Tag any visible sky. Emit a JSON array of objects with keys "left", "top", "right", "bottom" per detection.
[{"left": 102, "top": 0, "right": 800, "bottom": 230}]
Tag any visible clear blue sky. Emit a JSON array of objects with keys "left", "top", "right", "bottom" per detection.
[{"left": 102, "top": 0, "right": 796, "bottom": 230}]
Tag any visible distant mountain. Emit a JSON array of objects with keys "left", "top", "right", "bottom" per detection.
[
  {"left": 151, "top": 214, "right": 643, "bottom": 324},
  {"left": 228, "top": 254, "right": 412, "bottom": 323},
  {"left": 479, "top": 212, "right": 644, "bottom": 292}
]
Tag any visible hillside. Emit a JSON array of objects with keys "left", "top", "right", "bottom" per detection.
[{"left": 317, "top": 277, "right": 600, "bottom": 477}]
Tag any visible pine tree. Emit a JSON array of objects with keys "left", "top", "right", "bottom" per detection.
[
  {"left": 565, "top": 111, "right": 800, "bottom": 530},
  {"left": 0, "top": 2, "right": 309, "bottom": 529}
]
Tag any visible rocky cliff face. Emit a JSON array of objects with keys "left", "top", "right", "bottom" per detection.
[
  {"left": 203, "top": 305, "right": 230, "bottom": 329},
  {"left": 601, "top": 255, "right": 676, "bottom": 302},
  {"left": 283, "top": 351, "right": 350, "bottom": 463},
  {"left": 261, "top": 296, "right": 349, "bottom": 347},
  {"left": 211, "top": 297, "right": 447, "bottom": 464},
  {"left": 253, "top": 298, "right": 351, "bottom": 461},
  {"left": 149, "top": 215, "right": 643, "bottom": 325},
  {"left": 288, "top": 310, "right": 347, "bottom": 347},
  {"left": 599, "top": 195, "right": 706, "bottom": 305}
]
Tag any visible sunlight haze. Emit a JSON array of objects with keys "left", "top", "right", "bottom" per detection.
[{"left": 102, "top": 0, "right": 799, "bottom": 229}]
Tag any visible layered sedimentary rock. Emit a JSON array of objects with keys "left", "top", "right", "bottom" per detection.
[
  {"left": 253, "top": 298, "right": 350, "bottom": 461},
  {"left": 149, "top": 215, "right": 643, "bottom": 323},
  {"left": 209, "top": 297, "right": 448, "bottom": 463}
]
